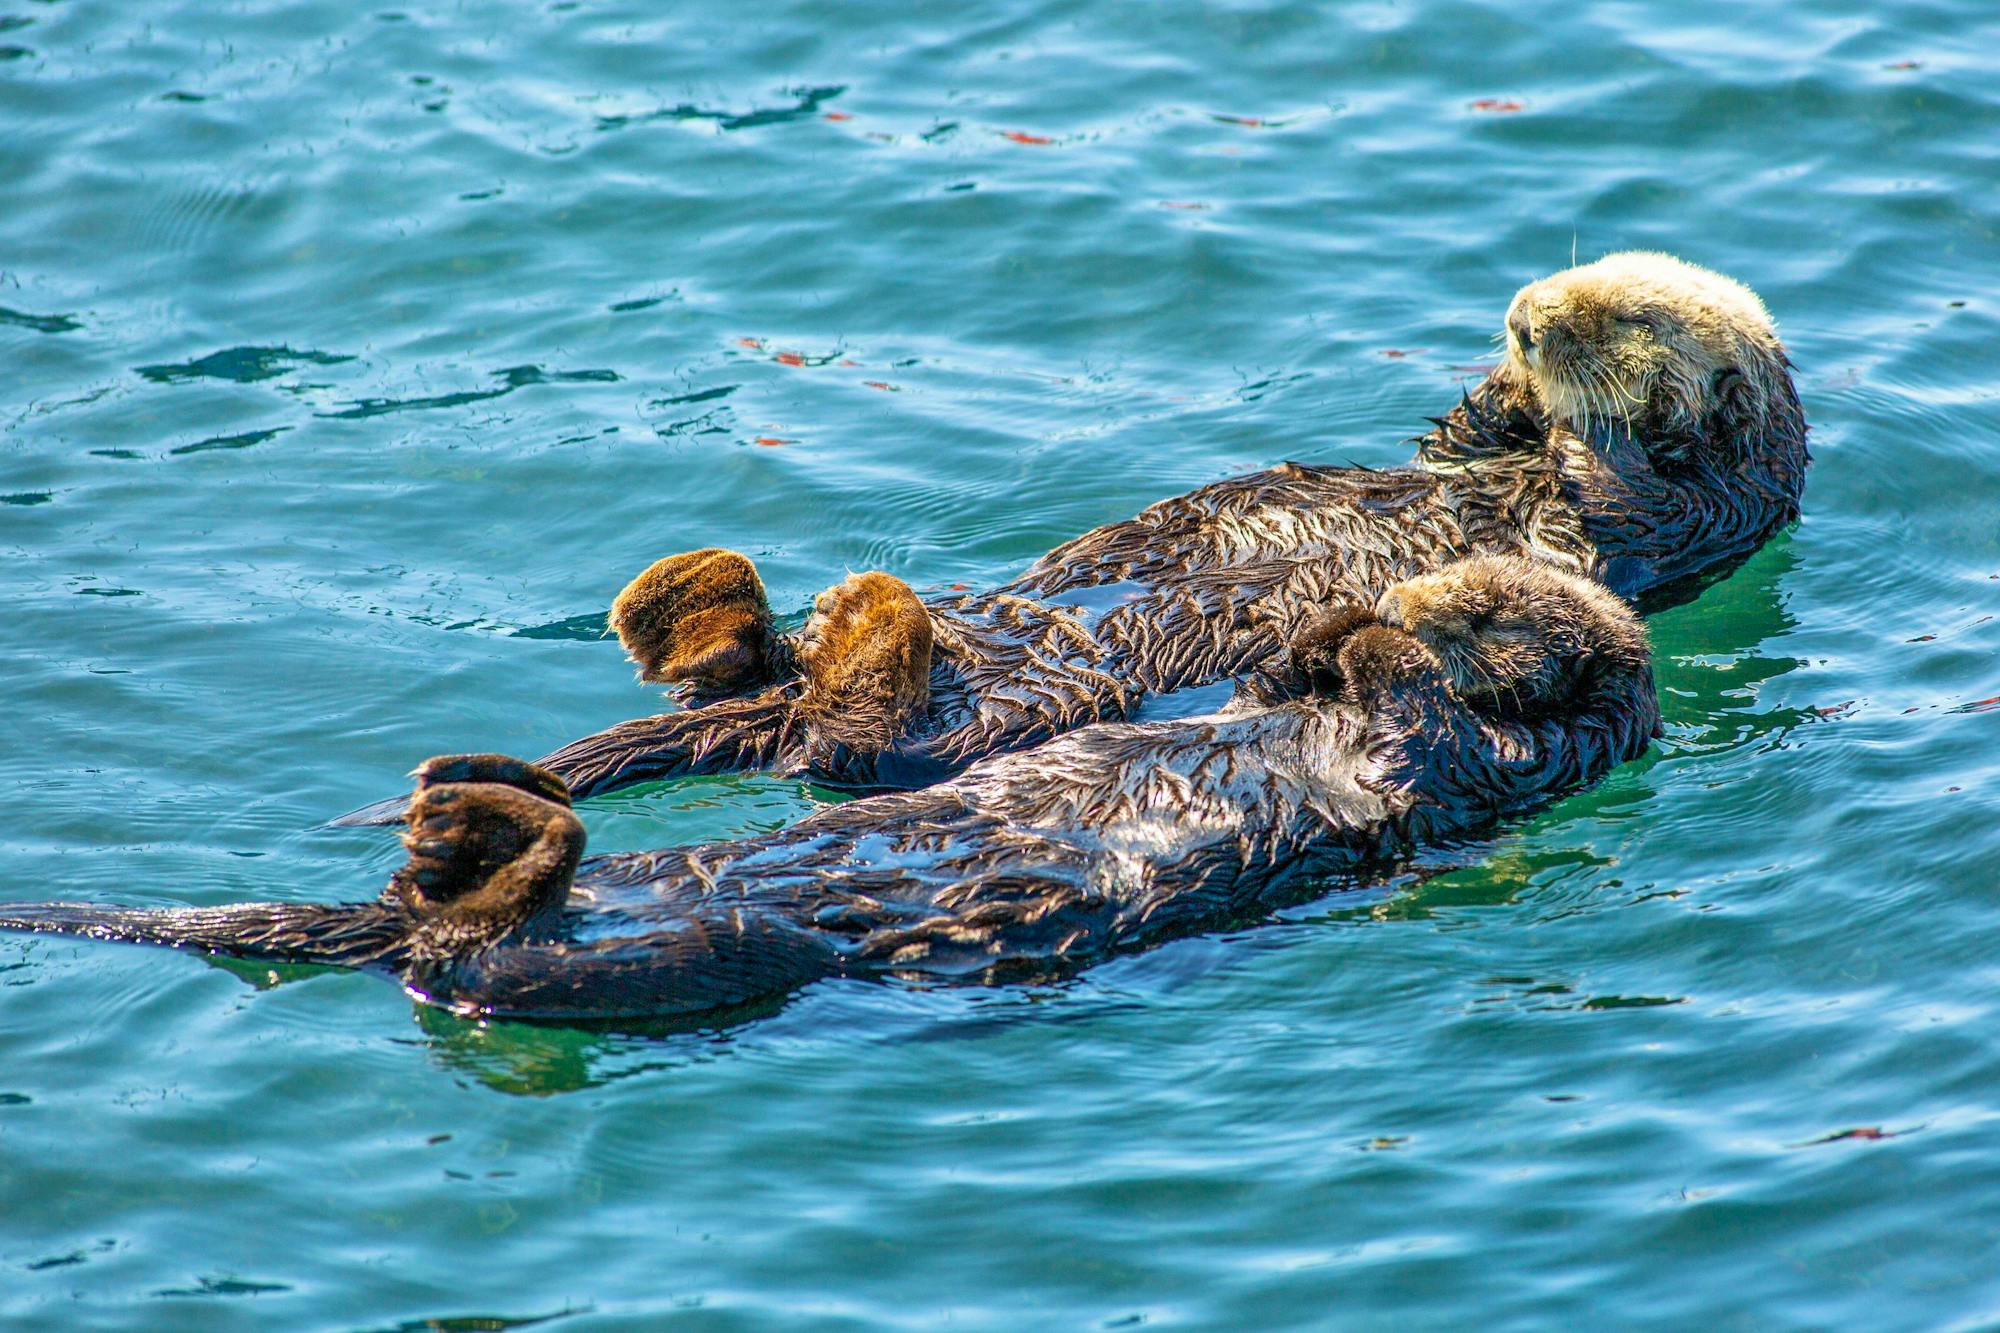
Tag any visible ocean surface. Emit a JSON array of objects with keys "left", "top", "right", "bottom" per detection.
[{"left": 4, "top": 0, "right": 1998, "bottom": 1327}]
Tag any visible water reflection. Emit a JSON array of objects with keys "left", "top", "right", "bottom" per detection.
[{"left": 407, "top": 998, "right": 773, "bottom": 1097}]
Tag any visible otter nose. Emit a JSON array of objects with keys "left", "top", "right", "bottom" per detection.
[{"left": 1509, "top": 311, "right": 1534, "bottom": 355}]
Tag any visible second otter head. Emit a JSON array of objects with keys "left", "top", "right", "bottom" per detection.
[
  {"left": 1502, "top": 251, "right": 1792, "bottom": 451},
  {"left": 1374, "top": 555, "right": 1648, "bottom": 712}
]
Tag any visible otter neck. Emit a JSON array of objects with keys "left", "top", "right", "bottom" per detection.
[{"left": 1417, "top": 370, "right": 1806, "bottom": 603}]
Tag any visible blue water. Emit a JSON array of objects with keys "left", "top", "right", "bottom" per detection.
[{"left": 5, "top": 1, "right": 1999, "bottom": 1327}]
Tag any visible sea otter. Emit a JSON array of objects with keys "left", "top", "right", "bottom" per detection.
[
  {"left": 333, "top": 250, "right": 1801, "bottom": 823},
  {"left": 4, "top": 557, "right": 1658, "bottom": 1020}
]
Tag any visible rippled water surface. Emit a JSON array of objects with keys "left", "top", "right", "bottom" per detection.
[{"left": 5, "top": 1, "right": 1999, "bottom": 1327}]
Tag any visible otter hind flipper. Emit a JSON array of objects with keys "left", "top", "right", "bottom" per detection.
[
  {"left": 795, "top": 571, "right": 935, "bottom": 761},
  {"left": 410, "top": 753, "right": 572, "bottom": 807},
  {"left": 386, "top": 760, "right": 585, "bottom": 954},
  {"left": 611, "top": 548, "right": 782, "bottom": 693}
]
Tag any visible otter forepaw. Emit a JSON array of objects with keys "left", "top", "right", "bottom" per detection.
[
  {"left": 610, "top": 548, "right": 776, "bottom": 692},
  {"left": 796, "top": 571, "right": 935, "bottom": 756},
  {"left": 1288, "top": 604, "right": 1379, "bottom": 695},
  {"left": 1334, "top": 625, "right": 1429, "bottom": 705}
]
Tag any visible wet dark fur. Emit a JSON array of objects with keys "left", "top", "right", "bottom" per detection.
[
  {"left": 342, "top": 381, "right": 1791, "bottom": 829},
  {"left": 5, "top": 562, "right": 1662, "bottom": 1020},
  {"left": 316, "top": 258, "right": 1799, "bottom": 826}
]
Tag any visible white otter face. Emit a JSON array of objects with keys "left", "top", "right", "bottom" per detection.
[{"left": 1502, "top": 251, "right": 1785, "bottom": 443}]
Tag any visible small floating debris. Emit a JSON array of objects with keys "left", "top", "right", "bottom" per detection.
[
  {"left": 1469, "top": 98, "right": 1526, "bottom": 114},
  {"left": 1793, "top": 1125, "right": 1911, "bottom": 1147}
]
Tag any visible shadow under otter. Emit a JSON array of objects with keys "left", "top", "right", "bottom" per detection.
[
  {"left": 3, "top": 558, "right": 1660, "bottom": 1021},
  {"left": 335, "top": 252, "right": 1805, "bottom": 826}
]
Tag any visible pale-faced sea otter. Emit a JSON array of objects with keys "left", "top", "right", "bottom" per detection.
[
  {"left": 5, "top": 557, "right": 1658, "bottom": 1020},
  {"left": 335, "top": 250, "right": 1802, "bottom": 823}
]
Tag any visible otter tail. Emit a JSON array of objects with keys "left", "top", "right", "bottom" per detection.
[
  {"left": 0, "top": 900, "right": 413, "bottom": 969},
  {"left": 330, "top": 692, "right": 800, "bottom": 828}
]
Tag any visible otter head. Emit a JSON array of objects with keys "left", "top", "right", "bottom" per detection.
[
  {"left": 1502, "top": 251, "right": 1792, "bottom": 456},
  {"left": 1374, "top": 555, "right": 1648, "bottom": 712}
]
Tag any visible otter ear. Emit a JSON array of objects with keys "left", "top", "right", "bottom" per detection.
[{"left": 1710, "top": 366, "right": 1757, "bottom": 435}]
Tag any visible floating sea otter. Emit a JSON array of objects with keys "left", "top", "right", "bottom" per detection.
[
  {"left": 334, "top": 251, "right": 1804, "bottom": 822},
  {"left": 3, "top": 558, "right": 1658, "bottom": 1020}
]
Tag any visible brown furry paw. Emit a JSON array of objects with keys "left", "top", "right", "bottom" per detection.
[
  {"left": 1334, "top": 625, "right": 1428, "bottom": 705},
  {"left": 797, "top": 571, "right": 934, "bottom": 755},
  {"left": 390, "top": 760, "right": 584, "bottom": 936},
  {"left": 410, "top": 754, "right": 572, "bottom": 808},
  {"left": 1287, "top": 604, "right": 1379, "bottom": 695},
  {"left": 1373, "top": 554, "right": 1648, "bottom": 712},
  {"left": 610, "top": 548, "right": 775, "bottom": 691}
]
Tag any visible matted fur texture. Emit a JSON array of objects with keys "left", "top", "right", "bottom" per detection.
[
  {"left": 331, "top": 251, "right": 1799, "bottom": 823},
  {"left": 5, "top": 560, "right": 1659, "bottom": 1020}
]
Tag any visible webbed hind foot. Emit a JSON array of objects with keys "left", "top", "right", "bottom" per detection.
[
  {"left": 409, "top": 752, "right": 573, "bottom": 809},
  {"left": 796, "top": 571, "right": 935, "bottom": 760},
  {"left": 388, "top": 755, "right": 585, "bottom": 951},
  {"left": 610, "top": 548, "right": 779, "bottom": 693}
]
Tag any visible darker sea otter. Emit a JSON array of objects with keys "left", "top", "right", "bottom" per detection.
[
  {"left": 334, "top": 252, "right": 1804, "bottom": 824},
  {"left": 3, "top": 558, "right": 1658, "bottom": 1020}
]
